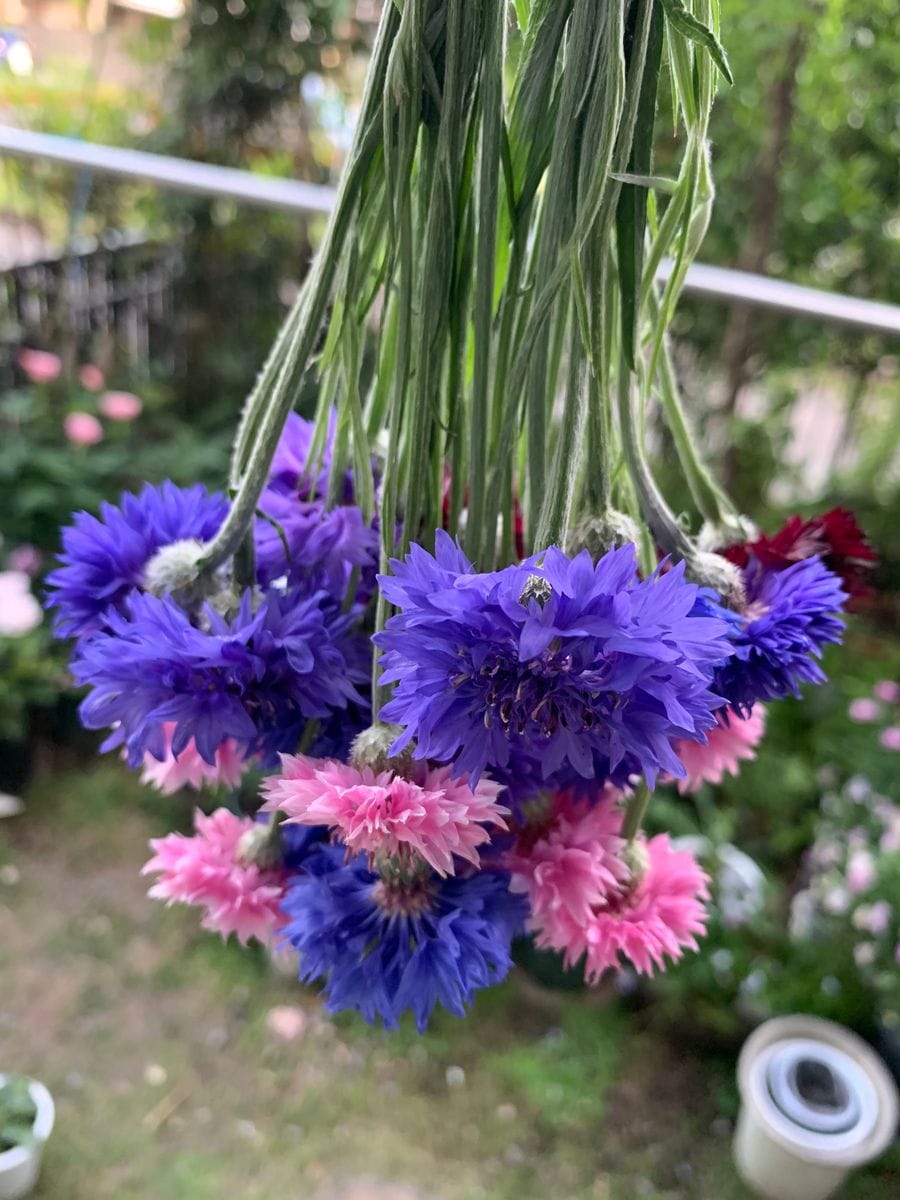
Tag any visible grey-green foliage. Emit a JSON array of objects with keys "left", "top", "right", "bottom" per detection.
[{"left": 208, "top": 0, "right": 742, "bottom": 639}]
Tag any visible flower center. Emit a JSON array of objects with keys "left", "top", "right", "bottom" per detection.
[
  {"left": 471, "top": 642, "right": 610, "bottom": 740},
  {"left": 372, "top": 877, "right": 435, "bottom": 918}
]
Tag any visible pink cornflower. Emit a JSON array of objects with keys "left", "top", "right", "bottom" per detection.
[
  {"left": 261, "top": 755, "right": 508, "bottom": 876},
  {"left": 873, "top": 681, "right": 900, "bottom": 705},
  {"left": 140, "top": 722, "right": 248, "bottom": 795},
  {"left": 879, "top": 726, "right": 900, "bottom": 752},
  {"left": 99, "top": 390, "right": 142, "bottom": 421},
  {"left": 143, "top": 809, "right": 284, "bottom": 944},
  {"left": 848, "top": 697, "right": 881, "bottom": 724},
  {"left": 573, "top": 835, "right": 711, "bottom": 980},
  {"left": 64, "top": 411, "right": 103, "bottom": 445},
  {"left": 853, "top": 901, "right": 892, "bottom": 936},
  {"left": 514, "top": 797, "right": 710, "bottom": 980},
  {"left": 507, "top": 790, "right": 629, "bottom": 948},
  {"left": 19, "top": 348, "right": 61, "bottom": 383},
  {"left": 675, "top": 706, "right": 765, "bottom": 793},
  {"left": 0, "top": 570, "right": 43, "bottom": 637},
  {"left": 78, "top": 363, "right": 105, "bottom": 391}
]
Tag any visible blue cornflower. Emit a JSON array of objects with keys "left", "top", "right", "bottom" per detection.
[
  {"left": 254, "top": 410, "right": 378, "bottom": 594},
  {"left": 714, "top": 556, "right": 846, "bottom": 714},
  {"left": 255, "top": 490, "right": 378, "bottom": 592},
  {"left": 280, "top": 845, "right": 526, "bottom": 1031},
  {"left": 72, "top": 586, "right": 367, "bottom": 769},
  {"left": 375, "top": 535, "right": 733, "bottom": 787},
  {"left": 47, "top": 482, "right": 228, "bottom": 637},
  {"left": 267, "top": 411, "right": 336, "bottom": 500}
]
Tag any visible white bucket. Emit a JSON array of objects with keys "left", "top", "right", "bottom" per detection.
[
  {"left": 0, "top": 1078, "right": 55, "bottom": 1200},
  {"left": 734, "top": 1015, "right": 899, "bottom": 1200}
]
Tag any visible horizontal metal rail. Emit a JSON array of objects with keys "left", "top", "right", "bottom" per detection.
[
  {"left": 2, "top": 124, "right": 899, "bottom": 338},
  {"left": 0, "top": 124, "right": 335, "bottom": 216}
]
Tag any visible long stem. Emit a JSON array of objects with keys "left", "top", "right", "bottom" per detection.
[
  {"left": 621, "top": 783, "right": 650, "bottom": 843},
  {"left": 199, "top": 6, "right": 399, "bottom": 573},
  {"left": 615, "top": 348, "right": 694, "bottom": 563}
]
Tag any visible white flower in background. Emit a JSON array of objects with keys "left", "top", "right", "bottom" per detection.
[
  {"left": 0, "top": 571, "right": 43, "bottom": 637},
  {"left": 823, "top": 885, "right": 850, "bottom": 916},
  {"left": 854, "top": 942, "right": 877, "bottom": 968},
  {"left": 845, "top": 775, "right": 872, "bottom": 804},
  {"left": 671, "top": 837, "right": 767, "bottom": 929},
  {"left": 789, "top": 888, "right": 817, "bottom": 940},
  {"left": 717, "top": 844, "right": 767, "bottom": 928}
]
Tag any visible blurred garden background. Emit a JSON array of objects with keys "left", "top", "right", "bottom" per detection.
[{"left": 0, "top": 1, "right": 898, "bottom": 1196}]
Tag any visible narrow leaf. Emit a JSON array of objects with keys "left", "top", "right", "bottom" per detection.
[
  {"left": 611, "top": 171, "right": 678, "bottom": 194},
  {"left": 659, "top": 0, "right": 734, "bottom": 85}
]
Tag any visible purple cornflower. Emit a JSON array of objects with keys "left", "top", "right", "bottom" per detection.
[
  {"left": 47, "top": 482, "right": 228, "bottom": 637},
  {"left": 715, "top": 556, "right": 847, "bottom": 714},
  {"left": 279, "top": 845, "right": 526, "bottom": 1031},
  {"left": 267, "top": 411, "right": 335, "bottom": 499},
  {"left": 72, "top": 585, "right": 367, "bottom": 769},
  {"left": 255, "top": 411, "right": 378, "bottom": 594},
  {"left": 255, "top": 491, "right": 377, "bottom": 591},
  {"left": 375, "top": 535, "right": 733, "bottom": 787}
]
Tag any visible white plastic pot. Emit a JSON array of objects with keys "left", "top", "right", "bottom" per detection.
[
  {"left": 734, "top": 1015, "right": 899, "bottom": 1200},
  {"left": 0, "top": 1077, "right": 55, "bottom": 1200}
]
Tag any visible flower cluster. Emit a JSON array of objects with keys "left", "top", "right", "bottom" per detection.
[
  {"left": 50, "top": 410, "right": 867, "bottom": 1030},
  {"left": 48, "top": 414, "right": 376, "bottom": 792}
]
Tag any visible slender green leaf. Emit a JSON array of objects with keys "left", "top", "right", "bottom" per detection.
[{"left": 659, "top": 0, "right": 734, "bottom": 84}]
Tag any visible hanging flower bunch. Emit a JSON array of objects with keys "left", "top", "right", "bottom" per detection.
[{"left": 48, "top": 2, "right": 872, "bottom": 1031}]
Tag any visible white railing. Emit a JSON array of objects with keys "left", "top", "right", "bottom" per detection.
[{"left": 2, "top": 124, "right": 899, "bottom": 338}]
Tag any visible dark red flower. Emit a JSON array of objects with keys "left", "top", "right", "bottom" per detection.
[{"left": 723, "top": 508, "right": 876, "bottom": 600}]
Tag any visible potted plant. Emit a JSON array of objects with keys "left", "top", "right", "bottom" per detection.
[{"left": 0, "top": 1075, "right": 55, "bottom": 1200}]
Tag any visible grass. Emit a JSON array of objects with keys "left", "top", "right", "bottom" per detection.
[{"left": 0, "top": 758, "right": 897, "bottom": 1199}]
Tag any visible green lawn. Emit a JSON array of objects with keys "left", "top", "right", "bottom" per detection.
[{"left": 0, "top": 760, "right": 897, "bottom": 1199}]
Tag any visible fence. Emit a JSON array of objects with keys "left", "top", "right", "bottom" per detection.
[
  {"left": 3, "top": 124, "right": 899, "bottom": 340},
  {"left": 0, "top": 232, "right": 181, "bottom": 388}
]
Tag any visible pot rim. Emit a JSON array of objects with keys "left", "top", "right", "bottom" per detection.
[
  {"left": 737, "top": 1015, "right": 899, "bottom": 1168},
  {"left": 0, "top": 1076, "right": 54, "bottom": 1173}
]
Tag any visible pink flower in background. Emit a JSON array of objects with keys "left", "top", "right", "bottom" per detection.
[
  {"left": 873, "top": 681, "right": 900, "bottom": 705},
  {"left": 508, "top": 790, "right": 629, "bottom": 949},
  {"left": 262, "top": 755, "right": 508, "bottom": 876},
  {"left": 7, "top": 545, "right": 42, "bottom": 575},
  {"left": 141, "top": 723, "right": 248, "bottom": 795},
  {"left": 853, "top": 900, "right": 892, "bottom": 936},
  {"left": 143, "top": 808, "right": 285, "bottom": 945},
  {"left": 879, "top": 726, "right": 900, "bottom": 752},
  {"left": 78, "top": 363, "right": 105, "bottom": 391},
  {"left": 99, "top": 390, "right": 142, "bottom": 421},
  {"left": 64, "top": 411, "right": 103, "bottom": 445},
  {"left": 881, "top": 813, "right": 900, "bottom": 855},
  {"left": 846, "top": 848, "right": 876, "bottom": 894},
  {"left": 18, "top": 348, "right": 61, "bottom": 383},
  {"left": 570, "top": 834, "right": 710, "bottom": 980},
  {"left": 848, "top": 697, "right": 881, "bottom": 723},
  {"left": 0, "top": 571, "right": 43, "bottom": 637},
  {"left": 675, "top": 706, "right": 766, "bottom": 793}
]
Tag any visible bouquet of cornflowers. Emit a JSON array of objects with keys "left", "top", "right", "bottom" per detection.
[{"left": 46, "top": 2, "right": 876, "bottom": 1033}]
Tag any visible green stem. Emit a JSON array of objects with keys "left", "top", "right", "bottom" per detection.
[
  {"left": 199, "top": 6, "right": 399, "bottom": 574},
  {"left": 615, "top": 348, "right": 694, "bottom": 562},
  {"left": 621, "top": 783, "right": 650, "bottom": 843}
]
